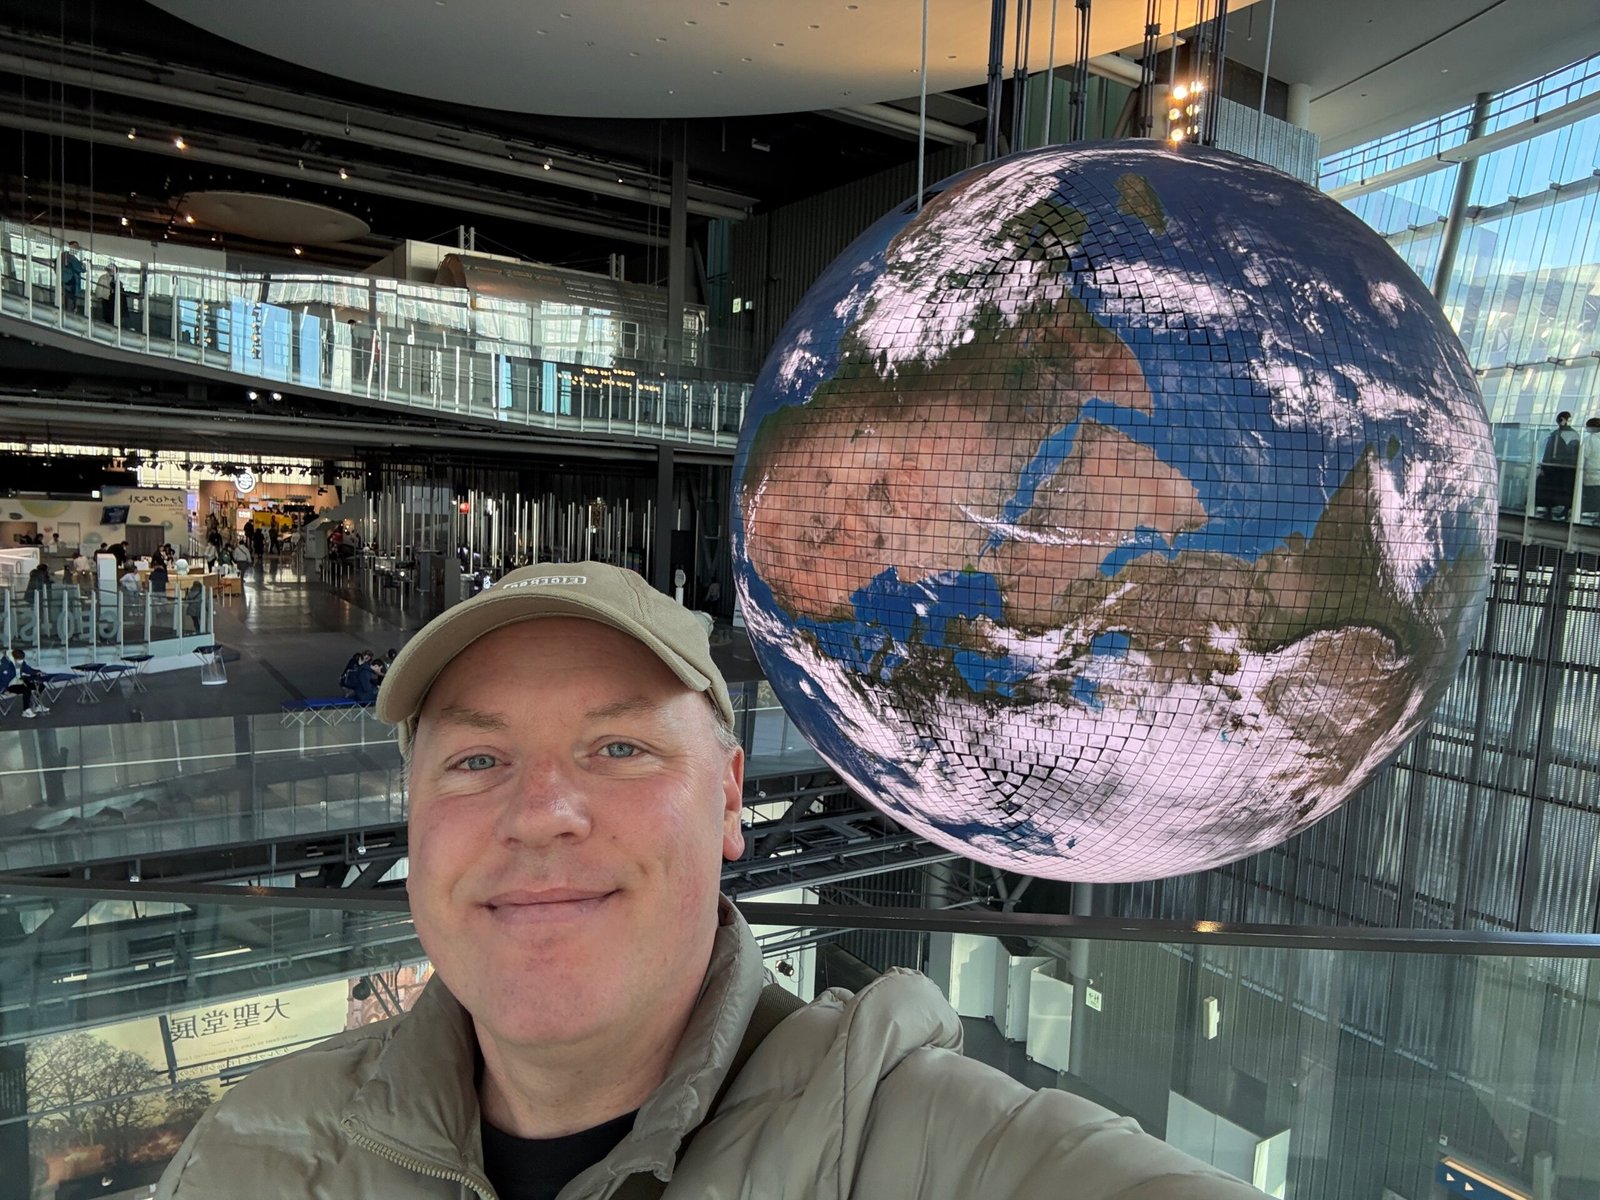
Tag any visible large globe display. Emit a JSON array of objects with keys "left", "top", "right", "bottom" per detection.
[{"left": 732, "top": 142, "right": 1498, "bottom": 883}]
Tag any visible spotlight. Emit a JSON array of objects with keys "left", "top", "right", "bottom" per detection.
[
  {"left": 127, "top": 128, "right": 137, "bottom": 140},
  {"left": 338, "top": 168, "right": 349, "bottom": 180},
  {"left": 184, "top": 214, "right": 196, "bottom": 224},
  {"left": 543, "top": 158, "right": 552, "bottom": 170},
  {"left": 270, "top": 391, "right": 282, "bottom": 401},
  {"left": 119, "top": 216, "right": 130, "bottom": 227},
  {"left": 293, "top": 247, "right": 304, "bottom": 256},
  {"left": 351, "top": 979, "right": 372, "bottom": 1001},
  {"left": 247, "top": 389, "right": 259, "bottom": 400},
  {"left": 173, "top": 135, "right": 187, "bottom": 150}
]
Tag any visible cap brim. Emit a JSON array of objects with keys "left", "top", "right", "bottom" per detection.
[{"left": 376, "top": 589, "right": 715, "bottom": 729}]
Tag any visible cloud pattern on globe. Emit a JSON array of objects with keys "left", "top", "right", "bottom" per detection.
[{"left": 733, "top": 142, "right": 1497, "bottom": 882}]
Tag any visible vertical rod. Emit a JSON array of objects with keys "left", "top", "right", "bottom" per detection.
[
  {"left": 1205, "top": 0, "right": 1228, "bottom": 144},
  {"left": 917, "top": 0, "right": 929, "bottom": 209},
  {"left": 1252, "top": 0, "right": 1276, "bottom": 152},
  {"left": 1012, "top": 0, "right": 1033, "bottom": 152},
  {"left": 985, "top": 0, "right": 1008, "bottom": 161},
  {"left": 1042, "top": 0, "right": 1059, "bottom": 145},
  {"left": 1433, "top": 91, "right": 1493, "bottom": 305}
]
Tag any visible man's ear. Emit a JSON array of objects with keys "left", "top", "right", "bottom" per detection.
[{"left": 721, "top": 746, "right": 746, "bottom": 861}]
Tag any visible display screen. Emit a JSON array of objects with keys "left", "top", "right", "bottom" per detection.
[{"left": 100, "top": 505, "right": 130, "bottom": 525}]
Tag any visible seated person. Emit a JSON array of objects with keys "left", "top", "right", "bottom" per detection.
[
  {"left": 1, "top": 649, "right": 48, "bottom": 718},
  {"left": 340, "top": 651, "right": 379, "bottom": 704}
]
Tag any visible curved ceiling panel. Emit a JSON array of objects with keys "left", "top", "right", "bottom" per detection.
[
  {"left": 143, "top": 0, "right": 1165, "bottom": 118},
  {"left": 180, "top": 192, "right": 371, "bottom": 244}
]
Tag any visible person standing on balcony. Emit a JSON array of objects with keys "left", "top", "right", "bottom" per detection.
[
  {"left": 1537, "top": 411, "right": 1582, "bottom": 519},
  {"left": 1582, "top": 417, "right": 1600, "bottom": 524},
  {"left": 59, "top": 241, "right": 84, "bottom": 313},
  {"left": 94, "top": 262, "right": 121, "bottom": 322}
]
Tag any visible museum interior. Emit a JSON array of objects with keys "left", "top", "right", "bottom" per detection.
[{"left": 0, "top": 0, "right": 1597, "bottom": 1196}]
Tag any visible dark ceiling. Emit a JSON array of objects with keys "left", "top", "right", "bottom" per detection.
[{"left": 0, "top": 0, "right": 942, "bottom": 278}]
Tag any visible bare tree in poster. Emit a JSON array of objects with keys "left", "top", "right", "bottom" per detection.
[{"left": 26, "top": 1032, "right": 163, "bottom": 1165}]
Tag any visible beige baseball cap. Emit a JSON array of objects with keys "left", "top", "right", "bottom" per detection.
[{"left": 377, "top": 561, "right": 733, "bottom": 751}]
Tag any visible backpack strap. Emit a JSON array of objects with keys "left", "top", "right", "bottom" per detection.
[{"left": 612, "top": 982, "right": 806, "bottom": 1200}]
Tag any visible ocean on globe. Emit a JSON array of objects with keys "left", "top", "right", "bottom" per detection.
[{"left": 732, "top": 141, "right": 1498, "bottom": 883}]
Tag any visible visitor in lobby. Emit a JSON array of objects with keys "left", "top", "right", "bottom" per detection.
[
  {"left": 23, "top": 562, "right": 51, "bottom": 607},
  {"left": 58, "top": 240, "right": 84, "bottom": 313},
  {"left": 156, "top": 562, "right": 1258, "bottom": 1200},
  {"left": 230, "top": 540, "right": 252, "bottom": 570},
  {"left": 70, "top": 549, "right": 90, "bottom": 582},
  {"left": 93, "top": 262, "right": 122, "bottom": 324},
  {"left": 149, "top": 559, "right": 169, "bottom": 596},
  {"left": 1, "top": 649, "right": 48, "bottom": 719},
  {"left": 1582, "top": 417, "right": 1600, "bottom": 524},
  {"left": 349, "top": 654, "right": 380, "bottom": 705},
  {"left": 1537, "top": 411, "right": 1581, "bottom": 519}
]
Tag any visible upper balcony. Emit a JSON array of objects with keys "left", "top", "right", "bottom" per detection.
[{"left": 0, "top": 220, "right": 751, "bottom": 454}]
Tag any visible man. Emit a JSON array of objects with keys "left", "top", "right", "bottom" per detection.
[
  {"left": 59, "top": 240, "right": 84, "bottom": 313},
  {"left": 1, "top": 649, "right": 48, "bottom": 719},
  {"left": 1537, "top": 410, "right": 1581, "bottom": 518},
  {"left": 157, "top": 562, "right": 1258, "bottom": 1200}
]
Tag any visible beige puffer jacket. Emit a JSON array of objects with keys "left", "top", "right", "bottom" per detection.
[{"left": 157, "top": 906, "right": 1261, "bottom": 1199}]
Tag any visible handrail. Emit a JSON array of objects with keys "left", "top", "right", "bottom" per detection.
[
  {"left": 0, "top": 217, "right": 756, "bottom": 446},
  {"left": 5, "top": 876, "right": 1598, "bottom": 956}
]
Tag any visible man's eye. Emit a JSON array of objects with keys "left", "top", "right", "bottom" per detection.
[
  {"left": 598, "top": 742, "right": 640, "bottom": 759},
  {"left": 457, "top": 753, "right": 498, "bottom": 771}
]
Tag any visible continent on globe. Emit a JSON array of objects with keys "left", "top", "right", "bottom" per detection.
[{"left": 733, "top": 142, "right": 1499, "bottom": 883}]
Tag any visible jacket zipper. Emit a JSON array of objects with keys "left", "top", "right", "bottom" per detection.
[{"left": 345, "top": 1127, "right": 498, "bottom": 1200}]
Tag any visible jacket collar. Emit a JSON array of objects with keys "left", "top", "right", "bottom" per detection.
[{"left": 340, "top": 900, "right": 764, "bottom": 1191}]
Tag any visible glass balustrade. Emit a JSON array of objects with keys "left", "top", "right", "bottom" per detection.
[
  {"left": 0, "top": 886, "right": 1595, "bottom": 1199},
  {"left": 0, "top": 583, "right": 215, "bottom": 676},
  {"left": 0, "top": 219, "right": 752, "bottom": 448},
  {"left": 0, "top": 681, "right": 823, "bottom": 876}
]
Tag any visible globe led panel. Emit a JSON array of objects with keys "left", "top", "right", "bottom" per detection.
[{"left": 733, "top": 142, "right": 1497, "bottom": 882}]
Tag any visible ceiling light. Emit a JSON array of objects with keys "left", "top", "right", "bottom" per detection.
[
  {"left": 628, "top": 49, "right": 640, "bottom": 56},
  {"left": 543, "top": 158, "right": 553, "bottom": 170},
  {"left": 293, "top": 246, "right": 304, "bottom": 256},
  {"left": 270, "top": 392, "right": 283, "bottom": 401},
  {"left": 173, "top": 136, "right": 187, "bottom": 150},
  {"left": 184, "top": 213, "right": 196, "bottom": 224},
  {"left": 247, "top": 390, "right": 259, "bottom": 400},
  {"left": 127, "top": 128, "right": 137, "bottom": 140},
  {"left": 339, "top": 168, "right": 349, "bottom": 179},
  {"left": 119, "top": 216, "right": 130, "bottom": 227},
  {"left": 684, "top": 18, "right": 697, "bottom": 25}
]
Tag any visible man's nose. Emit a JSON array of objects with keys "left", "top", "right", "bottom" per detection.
[{"left": 494, "top": 758, "right": 593, "bottom": 846}]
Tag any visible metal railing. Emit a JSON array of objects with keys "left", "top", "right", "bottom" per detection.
[
  {"left": 0, "top": 219, "right": 752, "bottom": 449},
  {"left": 0, "top": 880, "right": 1594, "bottom": 1199}
]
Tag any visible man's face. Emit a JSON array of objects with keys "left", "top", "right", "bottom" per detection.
[{"left": 406, "top": 618, "right": 744, "bottom": 1050}]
